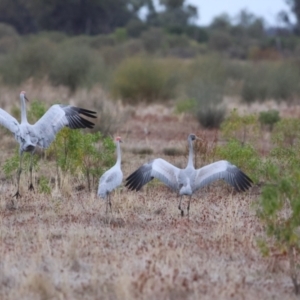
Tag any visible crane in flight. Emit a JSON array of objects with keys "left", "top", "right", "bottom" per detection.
[
  {"left": 98, "top": 136, "right": 123, "bottom": 213},
  {"left": 126, "top": 133, "right": 253, "bottom": 217},
  {"left": 0, "top": 91, "right": 97, "bottom": 198}
]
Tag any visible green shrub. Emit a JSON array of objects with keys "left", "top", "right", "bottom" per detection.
[
  {"left": 216, "top": 139, "right": 260, "bottom": 183},
  {"left": 256, "top": 162, "right": 300, "bottom": 295},
  {"left": 49, "top": 44, "right": 104, "bottom": 91},
  {"left": 113, "top": 28, "right": 128, "bottom": 43},
  {"left": 183, "top": 56, "right": 228, "bottom": 128},
  {"left": 0, "top": 23, "right": 20, "bottom": 54},
  {"left": 271, "top": 118, "right": 300, "bottom": 148},
  {"left": 186, "top": 56, "right": 227, "bottom": 86},
  {"left": 221, "top": 109, "right": 259, "bottom": 144},
  {"left": 241, "top": 65, "right": 269, "bottom": 103},
  {"left": 208, "top": 30, "right": 233, "bottom": 52},
  {"left": 196, "top": 105, "right": 226, "bottom": 129},
  {"left": 241, "top": 62, "right": 300, "bottom": 103},
  {"left": 259, "top": 109, "right": 280, "bottom": 131},
  {"left": 111, "top": 57, "right": 179, "bottom": 104},
  {"left": 0, "top": 38, "right": 55, "bottom": 85},
  {"left": 268, "top": 63, "right": 300, "bottom": 101},
  {"left": 126, "top": 19, "right": 147, "bottom": 38},
  {"left": 47, "top": 129, "right": 115, "bottom": 191},
  {"left": 141, "top": 28, "right": 166, "bottom": 54}
]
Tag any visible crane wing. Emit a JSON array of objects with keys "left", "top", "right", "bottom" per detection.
[
  {"left": 0, "top": 109, "right": 20, "bottom": 134},
  {"left": 193, "top": 160, "right": 252, "bottom": 192},
  {"left": 125, "top": 158, "right": 181, "bottom": 191},
  {"left": 32, "top": 104, "right": 96, "bottom": 148},
  {"left": 98, "top": 166, "right": 123, "bottom": 198}
]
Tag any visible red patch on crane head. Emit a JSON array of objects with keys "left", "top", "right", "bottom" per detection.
[
  {"left": 20, "top": 90, "right": 29, "bottom": 101},
  {"left": 115, "top": 136, "right": 122, "bottom": 142}
]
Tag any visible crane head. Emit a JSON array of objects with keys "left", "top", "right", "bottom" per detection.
[
  {"left": 189, "top": 133, "right": 202, "bottom": 142},
  {"left": 115, "top": 136, "right": 123, "bottom": 143},
  {"left": 20, "top": 91, "right": 29, "bottom": 102}
]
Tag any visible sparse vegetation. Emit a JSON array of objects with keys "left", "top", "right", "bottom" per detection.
[
  {"left": 2, "top": 1, "right": 300, "bottom": 297},
  {"left": 0, "top": 86, "right": 300, "bottom": 298}
]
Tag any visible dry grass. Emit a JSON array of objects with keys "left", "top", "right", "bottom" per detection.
[{"left": 0, "top": 84, "right": 299, "bottom": 299}]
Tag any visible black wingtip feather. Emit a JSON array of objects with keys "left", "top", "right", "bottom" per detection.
[
  {"left": 235, "top": 170, "right": 253, "bottom": 192},
  {"left": 78, "top": 108, "right": 97, "bottom": 119},
  {"left": 125, "top": 168, "right": 151, "bottom": 192}
]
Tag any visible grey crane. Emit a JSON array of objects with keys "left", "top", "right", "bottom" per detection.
[
  {"left": 98, "top": 136, "right": 123, "bottom": 213},
  {"left": 0, "top": 91, "right": 97, "bottom": 198},
  {"left": 125, "top": 133, "right": 253, "bottom": 217}
]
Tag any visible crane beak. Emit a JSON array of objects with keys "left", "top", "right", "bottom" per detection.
[
  {"left": 196, "top": 136, "right": 203, "bottom": 141},
  {"left": 24, "top": 96, "right": 29, "bottom": 102}
]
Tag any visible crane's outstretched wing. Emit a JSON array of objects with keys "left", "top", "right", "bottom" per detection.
[
  {"left": 32, "top": 104, "right": 97, "bottom": 148},
  {"left": 126, "top": 158, "right": 181, "bottom": 191},
  {"left": 0, "top": 109, "right": 20, "bottom": 134},
  {"left": 193, "top": 160, "right": 252, "bottom": 193}
]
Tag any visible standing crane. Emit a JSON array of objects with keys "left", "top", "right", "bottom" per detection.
[
  {"left": 98, "top": 137, "right": 123, "bottom": 213},
  {"left": 0, "top": 91, "right": 97, "bottom": 198},
  {"left": 126, "top": 133, "right": 253, "bottom": 217}
]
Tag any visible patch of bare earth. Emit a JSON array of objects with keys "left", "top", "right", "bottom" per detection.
[{"left": 0, "top": 91, "right": 299, "bottom": 299}]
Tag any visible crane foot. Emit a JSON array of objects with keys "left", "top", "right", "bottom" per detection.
[
  {"left": 28, "top": 184, "right": 34, "bottom": 191},
  {"left": 13, "top": 191, "right": 21, "bottom": 198}
]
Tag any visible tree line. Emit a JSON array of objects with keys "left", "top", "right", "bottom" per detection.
[{"left": 0, "top": 0, "right": 197, "bottom": 35}]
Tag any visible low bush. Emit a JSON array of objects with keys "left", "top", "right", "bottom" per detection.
[
  {"left": 163, "top": 147, "right": 185, "bottom": 156},
  {"left": 256, "top": 127, "right": 300, "bottom": 294},
  {"left": 215, "top": 139, "right": 260, "bottom": 183},
  {"left": 0, "top": 38, "right": 55, "bottom": 85},
  {"left": 241, "top": 62, "right": 300, "bottom": 103},
  {"left": 0, "top": 23, "right": 20, "bottom": 54},
  {"left": 195, "top": 105, "right": 226, "bottom": 129},
  {"left": 221, "top": 109, "right": 259, "bottom": 144},
  {"left": 141, "top": 27, "right": 166, "bottom": 54},
  {"left": 49, "top": 44, "right": 105, "bottom": 91},
  {"left": 47, "top": 129, "right": 115, "bottom": 191},
  {"left": 111, "top": 57, "right": 179, "bottom": 104},
  {"left": 259, "top": 109, "right": 280, "bottom": 131}
]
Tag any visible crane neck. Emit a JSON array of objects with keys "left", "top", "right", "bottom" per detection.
[
  {"left": 187, "top": 138, "right": 194, "bottom": 168},
  {"left": 20, "top": 95, "right": 28, "bottom": 123},
  {"left": 116, "top": 141, "right": 121, "bottom": 166}
]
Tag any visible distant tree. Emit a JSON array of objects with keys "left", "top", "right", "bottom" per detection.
[
  {"left": 0, "top": 0, "right": 37, "bottom": 34},
  {"left": 146, "top": 0, "right": 198, "bottom": 29},
  {"left": 0, "top": 0, "right": 148, "bottom": 35},
  {"left": 210, "top": 14, "right": 232, "bottom": 31},
  {"left": 286, "top": 0, "right": 300, "bottom": 33}
]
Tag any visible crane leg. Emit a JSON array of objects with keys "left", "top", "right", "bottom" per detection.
[
  {"left": 13, "top": 153, "right": 23, "bottom": 198},
  {"left": 178, "top": 196, "right": 184, "bottom": 217},
  {"left": 187, "top": 196, "right": 192, "bottom": 218},
  {"left": 28, "top": 153, "right": 34, "bottom": 191},
  {"left": 108, "top": 194, "right": 112, "bottom": 213},
  {"left": 106, "top": 194, "right": 112, "bottom": 214}
]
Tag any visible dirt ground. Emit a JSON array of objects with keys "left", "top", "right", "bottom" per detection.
[{"left": 0, "top": 89, "right": 299, "bottom": 299}]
